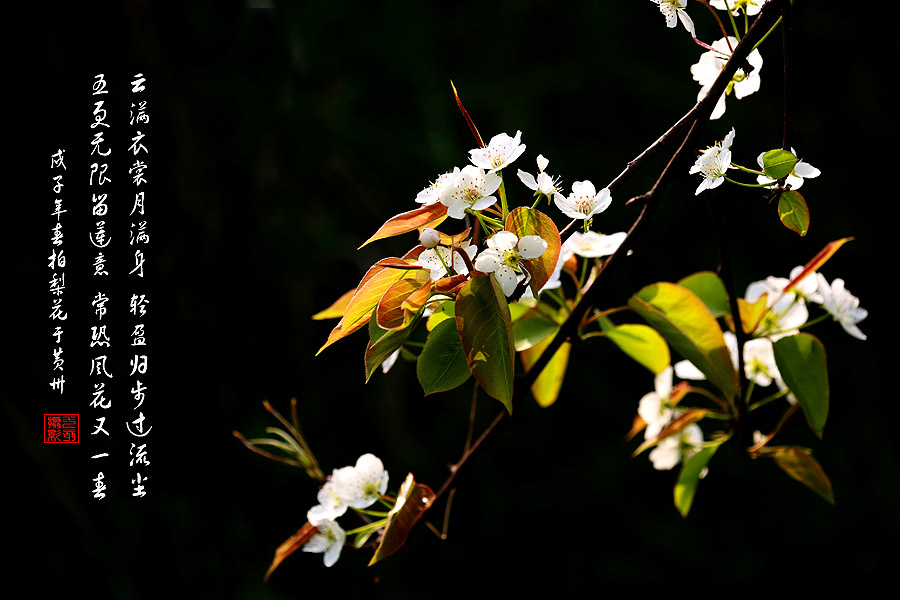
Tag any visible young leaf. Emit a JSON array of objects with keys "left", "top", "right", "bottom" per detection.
[
  {"left": 343, "top": 262, "right": 428, "bottom": 334},
  {"left": 369, "top": 473, "right": 436, "bottom": 566},
  {"left": 417, "top": 318, "right": 471, "bottom": 394},
  {"left": 777, "top": 189, "right": 810, "bottom": 237},
  {"left": 359, "top": 202, "right": 448, "bottom": 249},
  {"left": 312, "top": 287, "right": 356, "bottom": 320},
  {"left": 629, "top": 283, "right": 737, "bottom": 402},
  {"left": 768, "top": 446, "right": 835, "bottom": 505},
  {"left": 783, "top": 237, "right": 854, "bottom": 294},
  {"left": 455, "top": 276, "right": 516, "bottom": 412},
  {"left": 773, "top": 333, "right": 829, "bottom": 438},
  {"left": 678, "top": 271, "right": 730, "bottom": 318},
  {"left": 377, "top": 276, "right": 431, "bottom": 330},
  {"left": 426, "top": 300, "right": 455, "bottom": 331},
  {"left": 520, "top": 333, "right": 571, "bottom": 408},
  {"left": 674, "top": 439, "right": 724, "bottom": 518},
  {"left": 505, "top": 207, "right": 561, "bottom": 293},
  {"left": 761, "top": 149, "right": 799, "bottom": 180},
  {"left": 600, "top": 320, "right": 670, "bottom": 376}
]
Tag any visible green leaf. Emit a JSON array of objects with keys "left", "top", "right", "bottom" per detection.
[
  {"left": 369, "top": 473, "right": 436, "bottom": 566},
  {"left": 768, "top": 446, "right": 835, "bottom": 505},
  {"left": 364, "top": 312, "right": 419, "bottom": 382},
  {"left": 600, "top": 320, "right": 670, "bottom": 376},
  {"left": 678, "top": 271, "right": 730, "bottom": 318},
  {"left": 455, "top": 276, "right": 516, "bottom": 412},
  {"left": 505, "top": 207, "right": 561, "bottom": 294},
  {"left": 425, "top": 300, "right": 455, "bottom": 331},
  {"left": 629, "top": 282, "right": 737, "bottom": 402},
  {"left": 417, "top": 318, "right": 471, "bottom": 394},
  {"left": 513, "top": 316, "right": 558, "bottom": 351},
  {"left": 762, "top": 149, "right": 799, "bottom": 180},
  {"left": 674, "top": 438, "right": 724, "bottom": 518},
  {"left": 520, "top": 333, "right": 570, "bottom": 408},
  {"left": 773, "top": 333, "right": 829, "bottom": 438},
  {"left": 777, "top": 189, "right": 810, "bottom": 237}
]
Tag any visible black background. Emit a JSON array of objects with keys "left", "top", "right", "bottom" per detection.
[{"left": 8, "top": 1, "right": 898, "bottom": 597}]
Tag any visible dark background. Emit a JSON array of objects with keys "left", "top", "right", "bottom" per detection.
[{"left": 8, "top": 1, "right": 897, "bottom": 597}]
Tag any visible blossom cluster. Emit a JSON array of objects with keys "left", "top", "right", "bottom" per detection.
[{"left": 303, "top": 453, "right": 389, "bottom": 567}]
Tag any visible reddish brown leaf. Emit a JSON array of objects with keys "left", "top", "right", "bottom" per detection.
[
  {"left": 359, "top": 203, "right": 448, "bottom": 249},
  {"left": 264, "top": 522, "right": 317, "bottom": 582},
  {"left": 368, "top": 474, "right": 436, "bottom": 566}
]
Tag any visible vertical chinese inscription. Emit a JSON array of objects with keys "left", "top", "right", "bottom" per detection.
[
  {"left": 89, "top": 73, "right": 112, "bottom": 500},
  {"left": 127, "top": 73, "right": 151, "bottom": 498},
  {"left": 49, "top": 149, "right": 68, "bottom": 396}
]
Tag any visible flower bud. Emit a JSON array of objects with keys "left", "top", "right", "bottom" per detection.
[{"left": 419, "top": 228, "right": 441, "bottom": 249}]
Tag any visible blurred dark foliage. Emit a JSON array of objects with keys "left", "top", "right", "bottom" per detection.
[{"left": 7, "top": 1, "right": 897, "bottom": 597}]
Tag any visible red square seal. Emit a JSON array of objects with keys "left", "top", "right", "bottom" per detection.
[{"left": 44, "top": 414, "right": 79, "bottom": 443}]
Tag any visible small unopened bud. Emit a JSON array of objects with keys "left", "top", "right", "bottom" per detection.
[{"left": 419, "top": 228, "right": 441, "bottom": 249}]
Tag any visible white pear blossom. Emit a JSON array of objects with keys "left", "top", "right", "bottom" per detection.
[
  {"left": 468, "top": 130, "right": 527, "bottom": 173},
  {"left": 756, "top": 149, "right": 821, "bottom": 190},
  {"left": 638, "top": 366, "right": 675, "bottom": 439},
  {"left": 307, "top": 481, "right": 349, "bottom": 523},
  {"left": 710, "top": 0, "right": 764, "bottom": 16},
  {"left": 745, "top": 267, "right": 814, "bottom": 340},
  {"left": 439, "top": 165, "right": 503, "bottom": 219},
  {"left": 518, "top": 154, "right": 564, "bottom": 201},
  {"left": 416, "top": 170, "right": 458, "bottom": 205},
  {"left": 689, "top": 128, "right": 735, "bottom": 195},
  {"left": 816, "top": 274, "right": 868, "bottom": 340},
  {"left": 302, "top": 517, "right": 346, "bottom": 567},
  {"left": 650, "top": 1, "right": 696, "bottom": 37},
  {"left": 554, "top": 180, "right": 612, "bottom": 220},
  {"left": 743, "top": 337, "right": 781, "bottom": 387},
  {"left": 565, "top": 230, "right": 627, "bottom": 258},
  {"left": 691, "top": 37, "right": 763, "bottom": 120},
  {"left": 474, "top": 230, "right": 548, "bottom": 297},
  {"left": 417, "top": 243, "right": 477, "bottom": 281},
  {"left": 330, "top": 453, "right": 389, "bottom": 510},
  {"left": 649, "top": 423, "right": 704, "bottom": 471}
]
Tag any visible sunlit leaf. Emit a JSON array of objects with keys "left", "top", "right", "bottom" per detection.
[
  {"left": 377, "top": 276, "right": 431, "bottom": 330},
  {"left": 505, "top": 207, "right": 561, "bottom": 293},
  {"left": 417, "top": 318, "right": 471, "bottom": 394},
  {"left": 451, "top": 80, "right": 484, "bottom": 149},
  {"left": 264, "top": 522, "right": 317, "bottom": 582},
  {"left": 762, "top": 149, "right": 799, "bottom": 180},
  {"left": 369, "top": 473, "right": 436, "bottom": 566},
  {"left": 773, "top": 333, "right": 829, "bottom": 438},
  {"left": 426, "top": 300, "right": 455, "bottom": 331},
  {"left": 359, "top": 202, "right": 449, "bottom": 249},
  {"left": 520, "top": 334, "right": 570, "bottom": 408},
  {"left": 312, "top": 287, "right": 356, "bottom": 320},
  {"left": 737, "top": 294, "right": 769, "bottom": 335},
  {"left": 513, "top": 316, "right": 558, "bottom": 351},
  {"left": 455, "top": 276, "right": 515, "bottom": 412},
  {"left": 678, "top": 271, "right": 730, "bottom": 318},
  {"left": 674, "top": 438, "right": 725, "bottom": 517},
  {"left": 600, "top": 319, "right": 670, "bottom": 375},
  {"left": 629, "top": 283, "right": 737, "bottom": 402},
  {"left": 343, "top": 262, "right": 427, "bottom": 334},
  {"left": 777, "top": 189, "right": 810, "bottom": 237},
  {"left": 768, "top": 446, "right": 835, "bottom": 505}
]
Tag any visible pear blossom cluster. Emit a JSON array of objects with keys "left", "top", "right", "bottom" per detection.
[
  {"left": 303, "top": 453, "right": 389, "bottom": 567},
  {"left": 637, "top": 366, "right": 705, "bottom": 471},
  {"left": 674, "top": 266, "right": 867, "bottom": 408}
]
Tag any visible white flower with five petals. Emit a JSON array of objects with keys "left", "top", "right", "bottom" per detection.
[
  {"left": 650, "top": 1, "right": 696, "bottom": 37},
  {"left": 330, "top": 453, "right": 389, "bottom": 509},
  {"left": 816, "top": 274, "right": 868, "bottom": 340},
  {"left": 691, "top": 37, "right": 763, "bottom": 120},
  {"left": 474, "top": 231, "right": 548, "bottom": 297},
  {"left": 564, "top": 230, "right": 627, "bottom": 258},
  {"left": 689, "top": 128, "right": 735, "bottom": 195},
  {"left": 439, "top": 166, "right": 503, "bottom": 219},
  {"left": 469, "top": 131, "right": 526, "bottom": 173},
  {"left": 302, "top": 517, "right": 346, "bottom": 568},
  {"left": 554, "top": 180, "right": 612, "bottom": 220},
  {"left": 518, "top": 154, "right": 564, "bottom": 202}
]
